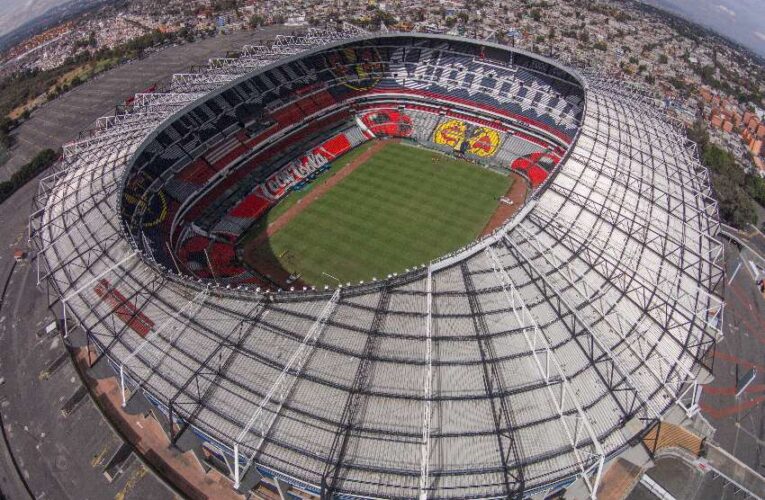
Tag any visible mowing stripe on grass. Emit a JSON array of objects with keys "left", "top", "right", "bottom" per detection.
[{"left": 247, "top": 142, "right": 511, "bottom": 287}]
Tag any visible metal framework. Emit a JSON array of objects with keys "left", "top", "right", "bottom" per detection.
[{"left": 30, "top": 31, "right": 723, "bottom": 500}]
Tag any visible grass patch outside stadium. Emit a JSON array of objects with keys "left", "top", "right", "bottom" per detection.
[{"left": 244, "top": 141, "right": 512, "bottom": 287}]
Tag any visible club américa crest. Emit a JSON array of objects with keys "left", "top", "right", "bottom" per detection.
[
  {"left": 122, "top": 172, "right": 168, "bottom": 228},
  {"left": 434, "top": 120, "right": 500, "bottom": 157},
  {"left": 325, "top": 47, "right": 385, "bottom": 91}
]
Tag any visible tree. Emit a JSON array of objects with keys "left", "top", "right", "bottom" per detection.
[
  {"left": 249, "top": 15, "right": 263, "bottom": 28},
  {"left": 687, "top": 123, "right": 707, "bottom": 151},
  {"left": 177, "top": 27, "right": 193, "bottom": 42},
  {"left": 713, "top": 175, "right": 756, "bottom": 228},
  {"left": 687, "top": 122, "right": 758, "bottom": 228},
  {"left": 745, "top": 174, "right": 765, "bottom": 208}
]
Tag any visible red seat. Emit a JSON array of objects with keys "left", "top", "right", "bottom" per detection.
[
  {"left": 230, "top": 193, "right": 272, "bottom": 218},
  {"left": 321, "top": 133, "right": 351, "bottom": 158}
]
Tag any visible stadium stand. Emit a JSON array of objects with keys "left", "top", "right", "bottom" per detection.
[{"left": 32, "top": 31, "right": 723, "bottom": 500}]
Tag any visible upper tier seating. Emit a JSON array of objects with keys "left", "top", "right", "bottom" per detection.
[{"left": 319, "top": 44, "right": 581, "bottom": 139}]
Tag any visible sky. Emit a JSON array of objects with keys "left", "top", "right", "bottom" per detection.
[
  {"left": 642, "top": 0, "right": 765, "bottom": 56},
  {"left": 0, "top": 0, "right": 71, "bottom": 38}
]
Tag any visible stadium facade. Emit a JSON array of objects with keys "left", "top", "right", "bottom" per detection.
[{"left": 30, "top": 28, "right": 724, "bottom": 499}]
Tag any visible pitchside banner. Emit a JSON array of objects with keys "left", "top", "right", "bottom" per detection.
[{"left": 263, "top": 149, "right": 330, "bottom": 199}]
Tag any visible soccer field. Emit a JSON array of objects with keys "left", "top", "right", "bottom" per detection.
[{"left": 245, "top": 142, "right": 512, "bottom": 287}]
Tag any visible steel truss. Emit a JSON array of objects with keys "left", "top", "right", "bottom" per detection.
[
  {"left": 233, "top": 289, "right": 340, "bottom": 489},
  {"left": 510, "top": 222, "right": 706, "bottom": 418},
  {"left": 119, "top": 287, "right": 210, "bottom": 407},
  {"left": 532, "top": 206, "right": 722, "bottom": 361},
  {"left": 462, "top": 261, "right": 526, "bottom": 497},
  {"left": 418, "top": 268, "right": 433, "bottom": 499},
  {"left": 320, "top": 288, "right": 390, "bottom": 497},
  {"left": 168, "top": 298, "right": 267, "bottom": 444},
  {"left": 547, "top": 176, "right": 722, "bottom": 296},
  {"left": 486, "top": 246, "right": 605, "bottom": 498},
  {"left": 30, "top": 30, "right": 724, "bottom": 500},
  {"left": 500, "top": 235, "right": 661, "bottom": 421}
]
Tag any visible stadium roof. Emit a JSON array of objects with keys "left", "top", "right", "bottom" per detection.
[{"left": 30, "top": 28, "right": 724, "bottom": 499}]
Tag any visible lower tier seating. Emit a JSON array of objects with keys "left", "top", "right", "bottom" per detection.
[{"left": 135, "top": 102, "right": 564, "bottom": 284}]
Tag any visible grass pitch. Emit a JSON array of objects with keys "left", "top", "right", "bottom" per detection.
[
  {"left": 242, "top": 141, "right": 377, "bottom": 239},
  {"left": 247, "top": 142, "right": 512, "bottom": 287}
]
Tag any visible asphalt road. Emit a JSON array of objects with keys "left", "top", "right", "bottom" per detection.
[
  {"left": 745, "top": 226, "right": 765, "bottom": 259},
  {"left": 0, "top": 175, "right": 176, "bottom": 499},
  {"left": 699, "top": 241, "right": 765, "bottom": 479},
  {"left": 629, "top": 456, "right": 748, "bottom": 500}
]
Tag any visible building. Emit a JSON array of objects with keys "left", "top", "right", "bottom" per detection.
[{"left": 31, "top": 30, "right": 723, "bottom": 499}]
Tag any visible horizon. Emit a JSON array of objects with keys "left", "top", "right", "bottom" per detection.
[
  {"left": 0, "top": 0, "right": 73, "bottom": 41},
  {"left": 642, "top": 0, "right": 765, "bottom": 57},
  {"left": 1, "top": 0, "right": 764, "bottom": 58}
]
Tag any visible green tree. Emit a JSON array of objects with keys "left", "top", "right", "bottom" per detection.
[{"left": 687, "top": 122, "right": 758, "bottom": 228}]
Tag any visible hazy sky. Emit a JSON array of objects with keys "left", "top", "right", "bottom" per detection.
[
  {"left": 642, "top": 0, "right": 765, "bottom": 56},
  {"left": 0, "top": 0, "right": 71, "bottom": 38}
]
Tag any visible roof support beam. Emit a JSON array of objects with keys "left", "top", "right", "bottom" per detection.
[
  {"left": 462, "top": 262, "right": 525, "bottom": 497},
  {"left": 168, "top": 298, "right": 267, "bottom": 444},
  {"left": 511, "top": 223, "right": 702, "bottom": 418},
  {"left": 532, "top": 207, "right": 722, "bottom": 356},
  {"left": 321, "top": 288, "right": 390, "bottom": 496},
  {"left": 486, "top": 246, "right": 604, "bottom": 498},
  {"left": 234, "top": 289, "right": 340, "bottom": 490},
  {"left": 119, "top": 287, "right": 210, "bottom": 407},
  {"left": 501, "top": 236, "right": 659, "bottom": 420},
  {"left": 418, "top": 268, "right": 433, "bottom": 500}
]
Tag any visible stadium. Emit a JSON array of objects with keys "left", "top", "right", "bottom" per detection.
[{"left": 30, "top": 28, "right": 725, "bottom": 499}]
